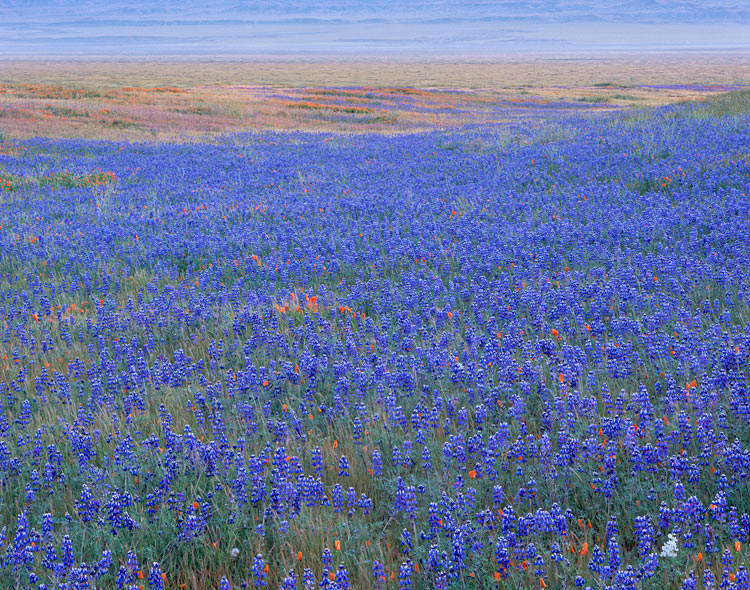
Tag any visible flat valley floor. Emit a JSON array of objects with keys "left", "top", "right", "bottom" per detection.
[{"left": 1, "top": 53, "right": 748, "bottom": 140}]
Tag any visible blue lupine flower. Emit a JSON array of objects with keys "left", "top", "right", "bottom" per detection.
[
  {"left": 398, "top": 560, "right": 413, "bottom": 590},
  {"left": 62, "top": 534, "right": 75, "bottom": 569},
  {"left": 400, "top": 528, "right": 413, "bottom": 553},
  {"left": 634, "top": 515, "right": 655, "bottom": 557},
  {"left": 321, "top": 547, "right": 333, "bottom": 568},
  {"left": 372, "top": 560, "right": 386, "bottom": 590},
  {"left": 422, "top": 447, "right": 432, "bottom": 470},
  {"left": 302, "top": 568, "right": 315, "bottom": 589},
  {"left": 336, "top": 565, "right": 350, "bottom": 590},
  {"left": 252, "top": 554, "right": 267, "bottom": 587},
  {"left": 148, "top": 562, "right": 164, "bottom": 590},
  {"left": 338, "top": 455, "right": 350, "bottom": 476},
  {"left": 372, "top": 450, "right": 383, "bottom": 477}
]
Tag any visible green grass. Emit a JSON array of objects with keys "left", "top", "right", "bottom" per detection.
[
  {"left": 611, "top": 94, "right": 643, "bottom": 101},
  {"left": 576, "top": 96, "right": 612, "bottom": 104},
  {"left": 675, "top": 89, "right": 750, "bottom": 118},
  {"left": 42, "top": 105, "right": 91, "bottom": 118},
  {"left": 0, "top": 170, "right": 117, "bottom": 191}
]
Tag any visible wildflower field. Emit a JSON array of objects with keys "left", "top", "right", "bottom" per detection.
[{"left": 0, "top": 86, "right": 749, "bottom": 590}]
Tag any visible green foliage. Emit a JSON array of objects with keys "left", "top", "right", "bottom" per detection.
[
  {"left": 675, "top": 89, "right": 750, "bottom": 119},
  {"left": 577, "top": 96, "right": 611, "bottom": 104}
]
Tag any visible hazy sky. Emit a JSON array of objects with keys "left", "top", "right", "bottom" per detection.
[{"left": 2, "top": 1, "right": 749, "bottom": 56}]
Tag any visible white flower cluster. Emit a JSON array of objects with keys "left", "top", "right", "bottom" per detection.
[
  {"left": 660, "top": 533, "right": 679, "bottom": 558},
  {"left": 231, "top": 547, "right": 241, "bottom": 558}
]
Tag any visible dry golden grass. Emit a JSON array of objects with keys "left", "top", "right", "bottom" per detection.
[{"left": 2, "top": 54, "right": 749, "bottom": 88}]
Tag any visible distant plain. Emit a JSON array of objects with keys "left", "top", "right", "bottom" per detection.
[{"left": 1, "top": 54, "right": 748, "bottom": 140}]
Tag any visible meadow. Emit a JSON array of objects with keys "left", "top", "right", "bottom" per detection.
[
  {"left": 2, "top": 56, "right": 749, "bottom": 140},
  {"left": 0, "top": 61, "right": 749, "bottom": 590}
]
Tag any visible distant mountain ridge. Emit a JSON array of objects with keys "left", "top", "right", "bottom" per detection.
[
  {"left": 2, "top": 1, "right": 748, "bottom": 23},
  {"left": 1, "top": 1, "right": 748, "bottom": 56}
]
